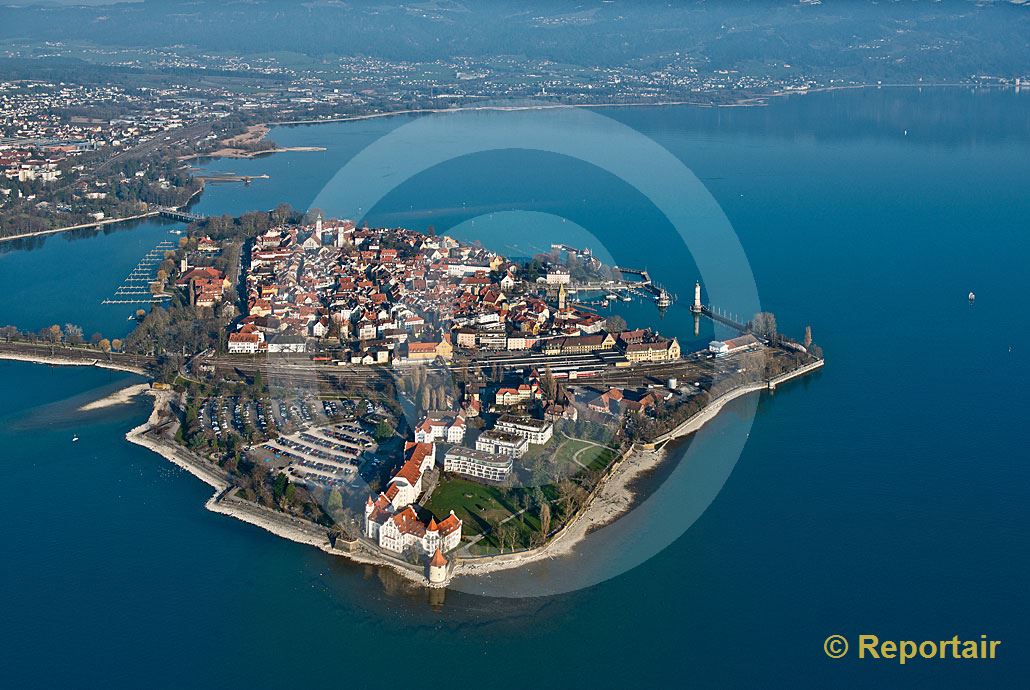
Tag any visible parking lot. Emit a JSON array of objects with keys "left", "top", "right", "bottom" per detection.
[
  {"left": 198, "top": 395, "right": 363, "bottom": 440},
  {"left": 249, "top": 419, "right": 379, "bottom": 487}
]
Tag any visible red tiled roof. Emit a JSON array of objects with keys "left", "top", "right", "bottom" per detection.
[
  {"left": 391, "top": 507, "right": 426, "bottom": 537},
  {"left": 437, "top": 512, "right": 461, "bottom": 537}
]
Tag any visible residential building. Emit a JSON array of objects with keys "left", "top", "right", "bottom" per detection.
[
  {"left": 475, "top": 429, "right": 529, "bottom": 458},
  {"left": 444, "top": 446, "right": 513, "bottom": 483},
  {"left": 495, "top": 414, "right": 554, "bottom": 445}
]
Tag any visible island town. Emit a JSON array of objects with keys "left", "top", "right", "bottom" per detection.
[{"left": 0, "top": 211, "right": 823, "bottom": 588}]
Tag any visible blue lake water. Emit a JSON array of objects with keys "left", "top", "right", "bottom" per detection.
[{"left": 1, "top": 88, "right": 1028, "bottom": 687}]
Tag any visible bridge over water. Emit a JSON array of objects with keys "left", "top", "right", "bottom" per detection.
[{"left": 158, "top": 207, "right": 206, "bottom": 223}]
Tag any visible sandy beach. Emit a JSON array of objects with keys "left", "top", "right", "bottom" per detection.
[
  {"left": 453, "top": 360, "right": 825, "bottom": 577},
  {"left": 179, "top": 123, "right": 326, "bottom": 161},
  {"left": 79, "top": 383, "right": 151, "bottom": 411}
]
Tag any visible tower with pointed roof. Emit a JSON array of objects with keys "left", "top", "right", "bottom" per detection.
[{"left": 428, "top": 548, "right": 449, "bottom": 585}]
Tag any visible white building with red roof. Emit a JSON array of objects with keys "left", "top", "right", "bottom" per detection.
[
  {"left": 364, "top": 442, "right": 463, "bottom": 556},
  {"left": 414, "top": 413, "right": 466, "bottom": 444}
]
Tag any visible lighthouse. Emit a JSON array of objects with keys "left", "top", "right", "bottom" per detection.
[{"left": 690, "top": 280, "right": 703, "bottom": 314}]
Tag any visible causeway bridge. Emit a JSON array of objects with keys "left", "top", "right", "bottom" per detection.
[{"left": 159, "top": 207, "right": 206, "bottom": 223}]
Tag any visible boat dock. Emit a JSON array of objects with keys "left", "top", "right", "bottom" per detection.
[{"left": 101, "top": 241, "right": 176, "bottom": 305}]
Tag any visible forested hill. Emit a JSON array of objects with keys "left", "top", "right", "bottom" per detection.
[{"left": 1, "top": 0, "right": 1027, "bottom": 82}]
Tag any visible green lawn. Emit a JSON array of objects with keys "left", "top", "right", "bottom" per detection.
[
  {"left": 424, "top": 478, "right": 515, "bottom": 537},
  {"left": 424, "top": 434, "right": 621, "bottom": 550},
  {"left": 539, "top": 437, "right": 619, "bottom": 475},
  {"left": 424, "top": 477, "right": 543, "bottom": 548}
]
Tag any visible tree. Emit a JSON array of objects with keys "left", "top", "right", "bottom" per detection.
[
  {"left": 63, "top": 323, "right": 84, "bottom": 346},
  {"left": 111, "top": 338, "right": 123, "bottom": 353},
  {"left": 45, "top": 324, "right": 62, "bottom": 354},
  {"left": 271, "top": 203, "right": 293, "bottom": 225},
  {"left": 98, "top": 339, "right": 111, "bottom": 360},
  {"left": 495, "top": 523, "right": 511, "bottom": 553},
  {"left": 273, "top": 472, "right": 289, "bottom": 502},
  {"left": 539, "top": 502, "right": 552, "bottom": 537},
  {"left": 739, "top": 350, "right": 767, "bottom": 382},
  {"left": 751, "top": 312, "right": 778, "bottom": 339},
  {"left": 327, "top": 488, "right": 343, "bottom": 514},
  {"left": 375, "top": 419, "right": 394, "bottom": 441},
  {"left": 605, "top": 314, "right": 627, "bottom": 333},
  {"left": 541, "top": 364, "right": 557, "bottom": 402}
]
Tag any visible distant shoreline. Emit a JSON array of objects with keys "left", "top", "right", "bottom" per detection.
[
  {"left": 179, "top": 123, "right": 326, "bottom": 161},
  {"left": 269, "top": 81, "right": 1003, "bottom": 126}
]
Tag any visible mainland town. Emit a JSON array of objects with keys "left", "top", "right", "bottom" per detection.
[{"left": 0, "top": 209, "right": 824, "bottom": 586}]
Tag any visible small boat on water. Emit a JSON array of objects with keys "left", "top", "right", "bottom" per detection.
[
  {"left": 968, "top": 291, "right": 976, "bottom": 303},
  {"left": 620, "top": 295, "right": 632, "bottom": 302},
  {"left": 72, "top": 435, "right": 80, "bottom": 443}
]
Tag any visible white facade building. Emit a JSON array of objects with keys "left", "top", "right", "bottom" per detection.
[
  {"left": 545, "top": 268, "right": 571, "bottom": 285},
  {"left": 475, "top": 429, "right": 529, "bottom": 458},
  {"left": 414, "top": 414, "right": 466, "bottom": 444},
  {"left": 495, "top": 415, "right": 554, "bottom": 445},
  {"left": 444, "top": 447, "right": 513, "bottom": 483}
]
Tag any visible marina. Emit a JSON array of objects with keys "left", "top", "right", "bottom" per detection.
[{"left": 101, "top": 240, "right": 177, "bottom": 305}]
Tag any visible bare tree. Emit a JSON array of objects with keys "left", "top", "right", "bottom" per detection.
[
  {"left": 539, "top": 502, "right": 552, "bottom": 537},
  {"left": 45, "top": 324, "right": 62, "bottom": 354},
  {"left": 541, "top": 364, "right": 557, "bottom": 402},
  {"left": 605, "top": 314, "right": 627, "bottom": 333},
  {"left": 751, "top": 312, "right": 778, "bottom": 338},
  {"left": 63, "top": 323, "right": 84, "bottom": 346}
]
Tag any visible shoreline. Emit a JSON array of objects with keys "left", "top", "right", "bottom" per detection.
[
  {"left": 122, "top": 386, "right": 431, "bottom": 588},
  {"left": 179, "top": 146, "right": 327, "bottom": 162},
  {"left": 269, "top": 81, "right": 1002, "bottom": 126},
  {"left": 179, "top": 123, "right": 326, "bottom": 161},
  {"left": 449, "top": 371, "right": 809, "bottom": 578},
  {"left": 0, "top": 350, "right": 149, "bottom": 376},
  {"left": 9, "top": 348, "right": 822, "bottom": 587},
  {"left": 79, "top": 383, "right": 151, "bottom": 411},
  {"left": 0, "top": 211, "right": 160, "bottom": 245}
]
